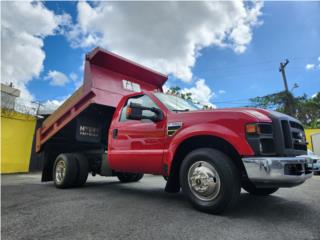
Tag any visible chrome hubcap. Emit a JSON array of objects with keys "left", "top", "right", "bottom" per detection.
[
  {"left": 188, "top": 161, "right": 221, "bottom": 201},
  {"left": 55, "top": 160, "right": 66, "bottom": 184}
]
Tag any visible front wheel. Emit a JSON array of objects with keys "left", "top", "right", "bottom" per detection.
[
  {"left": 117, "top": 173, "right": 144, "bottom": 183},
  {"left": 180, "top": 148, "right": 240, "bottom": 214},
  {"left": 242, "top": 181, "right": 279, "bottom": 196}
]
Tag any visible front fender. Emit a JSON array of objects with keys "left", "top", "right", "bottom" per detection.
[{"left": 164, "top": 123, "right": 254, "bottom": 169}]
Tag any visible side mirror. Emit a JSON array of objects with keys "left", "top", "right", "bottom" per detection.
[
  {"left": 126, "top": 102, "right": 143, "bottom": 120},
  {"left": 126, "top": 102, "right": 163, "bottom": 122}
]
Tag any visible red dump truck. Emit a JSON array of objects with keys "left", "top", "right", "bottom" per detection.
[{"left": 36, "top": 47, "right": 313, "bottom": 213}]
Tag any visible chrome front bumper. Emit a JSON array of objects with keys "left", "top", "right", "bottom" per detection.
[{"left": 242, "top": 157, "right": 313, "bottom": 188}]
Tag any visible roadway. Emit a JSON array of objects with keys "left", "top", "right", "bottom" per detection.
[{"left": 2, "top": 174, "right": 319, "bottom": 240}]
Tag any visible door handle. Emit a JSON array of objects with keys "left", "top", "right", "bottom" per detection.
[{"left": 112, "top": 129, "right": 118, "bottom": 139}]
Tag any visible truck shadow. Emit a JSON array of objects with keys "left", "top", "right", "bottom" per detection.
[
  {"left": 79, "top": 179, "right": 314, "bottom": 220},
  {"left": 226, "top": 193, "right": 313, "bottom": 220}
]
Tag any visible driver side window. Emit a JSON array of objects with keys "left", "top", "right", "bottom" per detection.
[{"left": 120, "top": 95, "right": 158, "bottom": 122}]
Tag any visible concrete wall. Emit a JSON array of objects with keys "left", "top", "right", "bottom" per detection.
[
  {"left": 1, "top": 109, "right": 36, "bottom": 173},
  {"left": 305, "top": 128, "right": 320, "bottom": 152}
]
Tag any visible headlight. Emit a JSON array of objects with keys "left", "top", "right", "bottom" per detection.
[
  {"left": 246, "top": 123, "right": 259, "bottom": 134},
  {"left": 245, "top": 123, "right": 275, "bottom": 155},
  {"left": 245, "top": 123, "right": 273, "bottom": 135}
]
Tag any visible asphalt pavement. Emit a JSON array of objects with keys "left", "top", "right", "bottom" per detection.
[{"left": 1, "top": 173, "right": 320, "bottom": 240}]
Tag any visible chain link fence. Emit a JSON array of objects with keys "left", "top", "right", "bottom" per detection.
[{"left": 1, "top": 97, "right": 40, "bottom": 116}]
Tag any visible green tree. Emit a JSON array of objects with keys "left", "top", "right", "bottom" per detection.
[
  {"left": 250, "top": 91, "right": 320, "bottom": 128},
  {"left": 166, "top": 86, "right": 181, "bottom": 96},
  {"left": 166, "top": 86, "right": 192, "bottom": 101},
  {"left": 166, "top": 86, "right": 201, "bottom": 106}
]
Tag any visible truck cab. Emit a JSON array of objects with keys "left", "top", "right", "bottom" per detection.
[{"left": 36, "top": 47, "right": 313, "bottom": 214}]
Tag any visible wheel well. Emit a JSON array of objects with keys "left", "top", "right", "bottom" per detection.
[
  {"left": 41, "top": 147, "right": 103, "bottom": 182},
  {"left": 165, "top": 135, "right": 247, "bottom": 193}
]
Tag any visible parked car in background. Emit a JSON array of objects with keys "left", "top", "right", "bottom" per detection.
[{"left": 304, "top": 150, "right": 320, "bottom": 175}]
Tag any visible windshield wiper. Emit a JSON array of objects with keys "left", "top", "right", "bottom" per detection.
[{"left": 172, "top": 109, "right": 189, "bottom": 112}]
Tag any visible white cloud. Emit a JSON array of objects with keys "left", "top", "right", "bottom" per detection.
[
  {"left": 306, "top": 56, "right": 320, "bottom": 71},
  {"left": 45, "top": 70, "right": 70, "bottom": 86},
  {"left": 1, "top": 1, "right": 70, "bottom": 100},
  {"left": 40, "top": 94, "right": 71, "bottom": 115},
  {"left": 69, "top": 72, "right": 78, "bottom": 81},
  {"left": 218, "top": 90, "right": 226, "bottom": 94},
  {"left": 182, "top": 79, "right": 215, "bottom": 107},
  {"left": 40, "top": 100, "right": 63, "bottom": 115},
  {"left": 306, "top": 64, "right": 315, "bottom": 70},
  {"left": 40, "top": 97, "right": 68, "bottom": 115},
  {"left": 66, "top": 1, "right": 263, "bottom": 82}
]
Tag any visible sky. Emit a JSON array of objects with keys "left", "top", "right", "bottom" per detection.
[{"left": 1, "top": 1, "right": 320, "bottom": 111}]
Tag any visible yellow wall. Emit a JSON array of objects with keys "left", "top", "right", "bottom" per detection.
[
  {"left": 305, "top": 128, "right": 320, "bottom": 151},
  {"left": 1, "top": 109, "right": 36, "bottom": 173}
]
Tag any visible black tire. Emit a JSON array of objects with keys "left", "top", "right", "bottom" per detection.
[
  {"left": 117, "top": 173, "right": 144, "bottom": 183},
  {"left": 53, "top": 153, "right": 77, "bottom": 189},
  {"left": 133, "top": 173, "right": 144, "bottom": 182},
  {"left": 73, "top": 153, "right": 89, "bottom": 187},
  {"left": 242, "top": 181, "right": 279, "bottom": 196},
  {"left": 180, "top": 148, "right": 241, "bottom": 214}
]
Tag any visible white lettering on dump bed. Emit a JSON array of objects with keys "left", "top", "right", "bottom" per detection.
[
  {"left": 79, "top": 125, "right": 99, "bottom": 137},
  {"left": 122, "top": 80, "right": 141, "bottom": 92}
]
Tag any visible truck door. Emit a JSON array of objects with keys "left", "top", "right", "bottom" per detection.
[{"left": 109, "top": 94, "right": 166, "bottom": 174}]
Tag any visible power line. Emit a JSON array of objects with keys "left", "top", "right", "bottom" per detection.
[{"left": 199, "top": 55, "right": 319, "bottom": 74}]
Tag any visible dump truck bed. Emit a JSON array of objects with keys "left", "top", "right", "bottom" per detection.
[{"left": 36, "top": 47, "right": 167, "bottom": 152}]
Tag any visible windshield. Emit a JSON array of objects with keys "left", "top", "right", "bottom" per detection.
[{"left": 154, "top": 92, "right": 200, "bottom": 112}]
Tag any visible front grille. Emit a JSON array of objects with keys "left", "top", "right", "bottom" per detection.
[
  {"left": 290, "top": 121, "right": 307, "bottom": 151},
  {"left": 292, "top": 132, "right": 300, "bottom": 139},
  {"left": 290, "top": 121, "right": 304, "bottom": 131},
  {"left": 268, "top": 111, "right": 307, "bottom": 156},
  {"left": 281, "top": 120, "right": 292, "bottom": 148},
  {"left": 281, "top": 120, "right": 307, "bottom": 151}
]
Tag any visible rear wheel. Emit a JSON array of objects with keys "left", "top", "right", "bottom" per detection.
[
  {"left": 73, "top": 153, "right": 89, "bottom": 187},
  {"left": 117, "top": 173, "right": 144, "bottom": 183},
  {"left": 242, "top": 181, "right": 279, "bottom": 196},
  {"left": 180, "top": 148, "right": 240, "bottom": 214},
  {"left": 53, "top": 153, "right": 77, "bottom": 188}
]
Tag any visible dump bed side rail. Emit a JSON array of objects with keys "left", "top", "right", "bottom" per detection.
[{"left": 36, "top": 88, "right": 95, "bottom": 152}]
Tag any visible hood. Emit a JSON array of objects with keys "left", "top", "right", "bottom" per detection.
[{"left": 170, "top": 108, "right": 273, "bottom": 123}]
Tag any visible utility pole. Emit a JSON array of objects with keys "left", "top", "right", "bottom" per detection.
[
  {"left": 279, "top": 59, "right": 294, "bottom": 116},
  {"left": 279, "top": 59, "right": 289, "bottom": 92}
]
